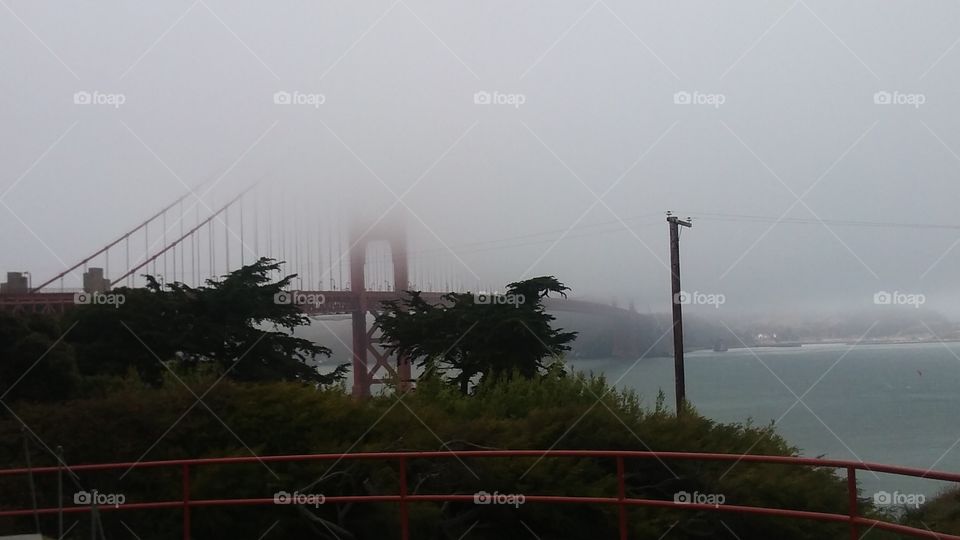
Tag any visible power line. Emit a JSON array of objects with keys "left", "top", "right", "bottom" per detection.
[
  {"left": 679, "top": 212, "right": 960, "bottom": 231},
  {"left": 397, "top": 210, "right": 960, "bottom": 276}
]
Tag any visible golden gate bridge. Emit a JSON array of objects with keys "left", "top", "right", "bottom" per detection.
[{"left": 0, "top": 183, "right": 651, "bottom": 397}]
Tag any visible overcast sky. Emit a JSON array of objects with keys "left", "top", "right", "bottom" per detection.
[{"left": 3, "top": 1, "right": 960, "bottom": 318}]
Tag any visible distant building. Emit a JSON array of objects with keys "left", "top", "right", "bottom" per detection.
[
  {"left": 0, "top": 272, "right": 29, "bottom": 294},
  {"left": 83, "top": 267, "right": 111, "bottom": 293}
]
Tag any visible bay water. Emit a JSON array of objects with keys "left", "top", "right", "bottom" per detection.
[{"left": 572, "top": 342, "right": 960, "bottom": 499}]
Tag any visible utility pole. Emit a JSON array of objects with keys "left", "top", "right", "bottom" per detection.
[{"left": 667, "top": 212, "right": 692, "bottom": 415}]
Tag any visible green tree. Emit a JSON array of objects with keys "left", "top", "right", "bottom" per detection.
[
  {"left": 0, "top": 312, "right": 79, "bottom": 402},
  {"left": 376, "top": 276, "right": 577, "bottom": 393},
  {"left": 66, "top": 257, "right": 346, "bottom": 386}
]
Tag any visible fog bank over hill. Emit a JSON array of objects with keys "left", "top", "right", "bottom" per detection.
[{"left": 551, "top": 305, "right": 958, "bottom": 359}]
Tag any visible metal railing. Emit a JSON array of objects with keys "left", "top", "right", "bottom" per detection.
[{"left": 1, "top": 450, "right": 958, "bottom": 540}]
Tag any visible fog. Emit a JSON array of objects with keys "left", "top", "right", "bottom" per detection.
[{"left": 4, "top": 1, "right": 960, "bottom": 322}]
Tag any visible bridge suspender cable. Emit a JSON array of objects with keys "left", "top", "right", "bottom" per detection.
[
  {"left": 29, "top": 180, "right": 214, "bottom": 292},
  {"left": 108, "top": 186, "right": 255, "bottom": 286}
]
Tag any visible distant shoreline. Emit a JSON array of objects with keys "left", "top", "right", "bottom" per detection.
[
  {"left": 838, "top": 338, "right": 960, "bottom": 346},
  {"left": 571, "top": 338, "right": 960, "bottom": 360},
  {"left": 697, "top": 338, "right": 960, "bottom": 352}
]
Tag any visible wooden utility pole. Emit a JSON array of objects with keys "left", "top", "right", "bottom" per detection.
[{"left": 667, "top": 213, "right": 692, "bottom": 415}]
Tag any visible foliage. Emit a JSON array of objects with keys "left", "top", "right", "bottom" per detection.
[
  {"left": 63, "top": 257, "right": 346, "bottom": 385},
  {"left": 0, "top": 312, "right": 79, "bottom": 402},
  {"left": 901, "top": 486, "right": 960, "bottom": 535},
  {"left": 0, "top": 371, "right": 896, "bottom": 539},
  {"left": 376, "top": 277, "right": 577, "bottom": 392}
]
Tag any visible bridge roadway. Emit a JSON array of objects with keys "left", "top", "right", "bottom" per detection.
[{"left": 0, "top": 290, "right": 642, "bottom": 319}]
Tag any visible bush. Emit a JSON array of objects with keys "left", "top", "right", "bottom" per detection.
[
  {"left": 901, "top": 486, "right": 960, "bottom": 535},
  {"left": 0, "top": 371, "right": 893, "bottom": 539}
]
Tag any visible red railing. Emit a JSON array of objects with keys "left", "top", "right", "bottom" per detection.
[{"left": 1, "top": 450, "right": 958, "bottom": 540}]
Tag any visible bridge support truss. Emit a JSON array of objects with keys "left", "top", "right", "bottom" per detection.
[{"left": 349, "top": 216, "right": 412, "bottom": 398}]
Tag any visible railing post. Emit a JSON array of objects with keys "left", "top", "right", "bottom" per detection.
[
  {"left": 399, "top": 456, "right": 409, "bottom": 540},
  {"left": 21, "top": 427, "right": 40, "bottom": 534},
  {"left": 617, "top": 455, "right": 627, "bottom": 540},
  {"left": 90, "top": 504, "right": 98, "bottom": 540},
  {"left": 847, "top": 466, "right": 857, "bottom": 540},
  {"left": 183, "top": 463, "right": 191, "bottom": 540},
  {"left": 57, "top": 445, "right": 64, "bottom": 539}
]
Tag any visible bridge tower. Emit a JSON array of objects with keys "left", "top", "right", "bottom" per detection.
[{"left": 348, "top": 214, "right": 412, "bottom": 397}]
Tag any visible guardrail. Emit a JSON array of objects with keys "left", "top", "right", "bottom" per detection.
[{"left": 1, "top": 450, "right": 958, "bottom": 539}]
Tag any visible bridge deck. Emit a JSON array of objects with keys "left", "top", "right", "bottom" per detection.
[{"left": 0, "top": 291, "right": 641, "bottom": 317}]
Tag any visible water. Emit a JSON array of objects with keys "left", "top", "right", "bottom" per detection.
[{"left": 572, "top": 342, "right": 960, "bottom": 498}]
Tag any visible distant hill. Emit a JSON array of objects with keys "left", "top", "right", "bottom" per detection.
[{"left": 288, "top": 308, "right": 960, "bottom": 364}]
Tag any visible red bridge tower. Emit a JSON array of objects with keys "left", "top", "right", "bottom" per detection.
[{"left": 348, "top": 215, "right": 412, "bottom": 397}]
